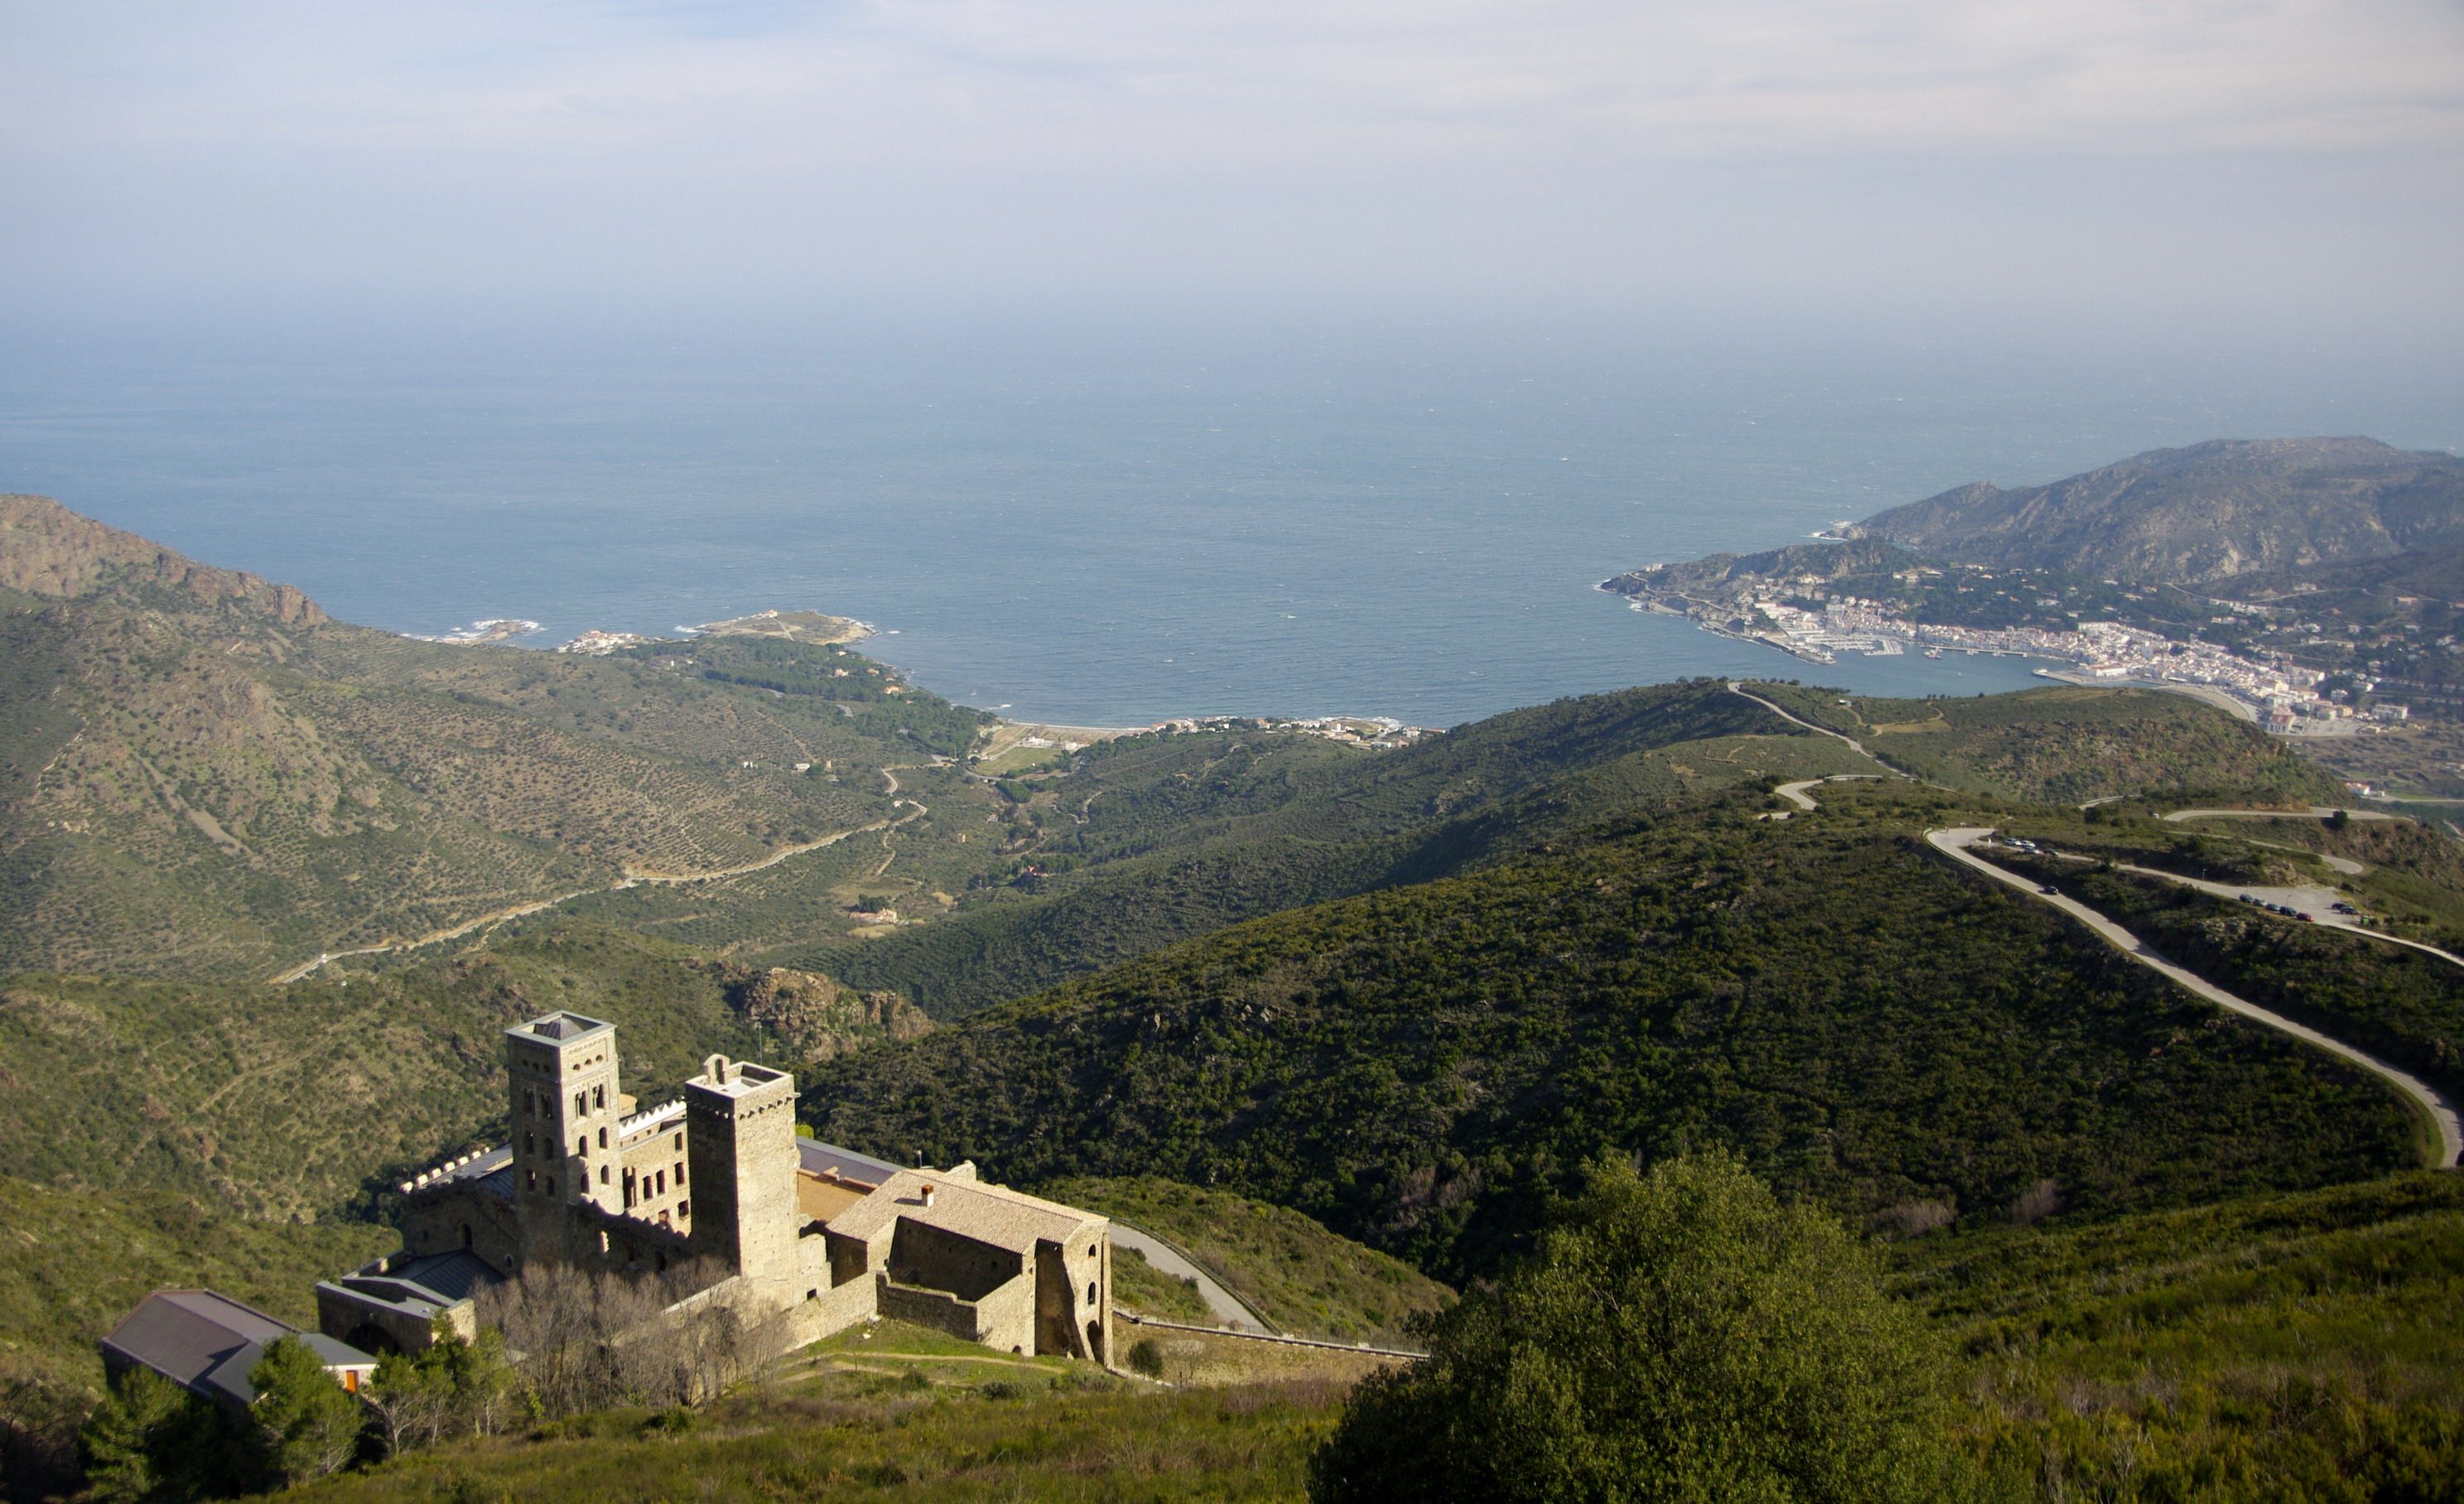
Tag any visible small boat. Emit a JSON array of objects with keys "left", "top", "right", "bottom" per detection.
[{"left": 1925, "top": 647, "right": 1943, "bottom": 659}]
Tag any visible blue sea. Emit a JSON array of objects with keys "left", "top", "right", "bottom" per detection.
[{"left": 3, "top": 319, "right": 2457, "bottom": 728}]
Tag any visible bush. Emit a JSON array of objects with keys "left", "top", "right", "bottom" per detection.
[
  {"left": 1309, "top": 1154, "right": 1974, "bottom": 1504},
  {"left": 1127, "top": 1338, "right": 1167, "bottom": 1378}
]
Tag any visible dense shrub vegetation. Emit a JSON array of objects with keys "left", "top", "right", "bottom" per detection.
[
  {"left": 1313, "top": 1155, "right": 1974, "bottom": 1503},
  {"left": 810, "top": 808, "right": 2418, "bottom": 1281}
]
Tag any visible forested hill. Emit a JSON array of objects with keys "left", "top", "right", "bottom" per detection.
[
  {"left": 1857, "top": 437, "right": 2464, "bottom": 591},
  {"left": 807, "top": 789, "right": 2419, "bottom": 1282},
  {"left": 813, "top": 680, "right": 1883, "bottom": 1015}
]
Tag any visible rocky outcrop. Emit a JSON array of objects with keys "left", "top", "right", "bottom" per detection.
[
  {"left": 695, "top": 961, "right": 933, "bottom": 1063},
  {"left": 0, "top": 493, "right": 328, "bottom": 625}
]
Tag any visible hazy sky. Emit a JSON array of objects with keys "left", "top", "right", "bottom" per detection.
[{"left": 5, "top": 1, "right": 2462, "bottom": 335}]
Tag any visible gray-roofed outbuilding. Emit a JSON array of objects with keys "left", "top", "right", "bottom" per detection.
[{"left": 101, "top": 1290, "right": 376, "bottom": 1410}]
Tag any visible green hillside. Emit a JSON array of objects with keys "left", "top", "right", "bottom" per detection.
[
  {"left": 814, "top": 681, "right": 1883, "bottom": 1015},
  {"left": 808, "top": 791, "right": 2419, "bottom": 1281},
  {"left": 1897, "top": 1171, "right": 2464, "bottom": 1497},
  {"left": 1745, "top": 682, "right": 2339, "bottom": 805},
  {"left": 1040, "top": 1178, "right": 1454, "bottom": 1343},
  {"left": 0, "top": 495, "right": 1010, "bottom": 981}
]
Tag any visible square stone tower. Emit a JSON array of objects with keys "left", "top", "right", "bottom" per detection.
[
  {"left": 683, "top": 1054, "right": 800, "bottom": 1302},
  {"left": 504, "top": 1012, "right": 626, "bottom": 1261}
]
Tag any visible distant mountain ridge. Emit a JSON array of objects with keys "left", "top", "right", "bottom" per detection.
[{"left": 1857, "top": 438, "right": 2464, "bottom": 591}]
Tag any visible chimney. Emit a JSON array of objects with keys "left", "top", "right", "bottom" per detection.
[{"left": 920, "top": 1183, "right": 937, "bottom": 1208}]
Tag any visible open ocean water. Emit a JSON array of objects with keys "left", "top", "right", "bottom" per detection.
[{"left": 2, "top": 321, "right": 2457, "bottom": 728}]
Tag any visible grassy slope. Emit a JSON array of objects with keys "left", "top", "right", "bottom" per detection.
[
  {"left": 808, "top": 788, "right": 2419, "bottom": 1283},
  {"left": 817, "top": 681, "right": 1883, "bottom": 1015},
  {"left": 1039, "top": 1178, "right": 1454, "bottom": 1343},
  {"left": 274, "top": 1323, "right": 1340, "bottom": 1503},
  {"left": 1748, "top": 682, "right": 2341, "bottom": 806},
  {"left": 1897, "top": 1172, "right": 2464, "bottom": 1499},
  {"left": 0, "top": 1179, "right": 394, "bottom": 1400}
]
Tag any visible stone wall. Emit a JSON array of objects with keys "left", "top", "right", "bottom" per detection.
[
  {"left": 890, "top": 1221, "right": 1024, "bottom": 1303},
  {"left": 403, "top": 1184, "right": 520, "bottom": 1275}
]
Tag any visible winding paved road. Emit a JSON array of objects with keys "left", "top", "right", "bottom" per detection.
[
  {"left": 1109, "top": 1225, "right": 1275, "bottom": 1333},
  {"left": 2162, "top": 806, "right": 2399, "bottom": 824},
  {"left": 1727, "top": 682, "right": 1900, "bottom": 774},
  {"left": 1930, "top": 827, "right": 2461, "bottom": 1169}
]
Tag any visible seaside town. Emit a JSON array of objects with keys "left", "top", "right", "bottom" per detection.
[{"left": 1640, "top": 587, "right": 2402, "bottom": 735}]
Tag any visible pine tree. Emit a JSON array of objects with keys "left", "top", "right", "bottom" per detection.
[{"left": 248, "top": 1337, "right": 362, "bottom": 1486}]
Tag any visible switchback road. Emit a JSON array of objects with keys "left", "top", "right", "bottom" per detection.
[{"left": 1929, "top": 827, "right": 2461, "bottom": 1170}]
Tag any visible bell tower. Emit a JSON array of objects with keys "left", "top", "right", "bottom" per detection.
[
  {"left": 504, "top": 1012, "right": 625, "bottom": 1261},
  {"left": 684, "top": 1053, "right": 800, "bottom": 1304}
]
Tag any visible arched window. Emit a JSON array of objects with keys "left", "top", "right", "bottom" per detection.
[
  {"left": 598, "top": 1126, "right": 608, "bottom": 1149},
  {"left": 1087, "top": 1281, "right": 1097, "bottom": 1305},
  {"left": 593, "top": 1085, "right": 605, "bottom": 1110},
  {"left": 599, "top": 1164, "right": 610, "bottom": 1185},
  {"left": 576, "top": 1136, "right": 587, "bottom": 1158},
  {"left": 574, "top": 1092, "right": 586, "bottom": 1118}
]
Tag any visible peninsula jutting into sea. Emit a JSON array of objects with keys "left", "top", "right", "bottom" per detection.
[{"left": 1604, "top": 437, "right": 2464, "bottom": 737}]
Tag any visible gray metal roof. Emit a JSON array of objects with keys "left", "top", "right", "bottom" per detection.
[
  {"left": 101, "top": 1290, "right": 373, "bottom": 1406},
  {"left": 798, "top": 1139, "right": 903, "bottom": 1186}
]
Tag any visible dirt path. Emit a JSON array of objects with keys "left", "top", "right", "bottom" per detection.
[
  {"left": 1929, "top": 827, "right": 2461, "bottom": 1169},
  {"left": 272, "top": 796, "right": 928, "bottom": 983}
]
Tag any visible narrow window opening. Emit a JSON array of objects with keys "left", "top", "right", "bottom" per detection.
[
  {"left": 593, "top": 1084, "right": 605, "bottom": 1110},
  {"left": 598, "top": 1126, "right": 608, "bottom": 1149},
  {"left": 599, "top": 1164, "right": 610, "bottom": 1185},
  {"left": 675, "top": 1160, "right": 686, "bottom": 1186},
  {"left": 574, "top": 1092, "right": 586, "bottom": 1118}
]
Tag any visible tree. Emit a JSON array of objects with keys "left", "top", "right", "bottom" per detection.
[
  {"left": 77, "top": 1367, "right": 182, "bottom": 1503},
  {"left": 248, "top": 1338, "right": 362, "bottom": 1487},
  {"left": 1309, "top": 1153, "right": 1973, "bottom": 1504},
  {"left": 363, "top": 1321, "right": 526, "bottom": 1460}
]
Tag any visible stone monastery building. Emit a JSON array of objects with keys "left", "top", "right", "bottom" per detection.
[{"left": 315, "top": 1011, "right": 1113, "bottom": 1365}]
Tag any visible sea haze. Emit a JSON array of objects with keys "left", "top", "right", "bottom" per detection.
[{"left": 3, "top": 321, "right": 2458, "bottom": 728}]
